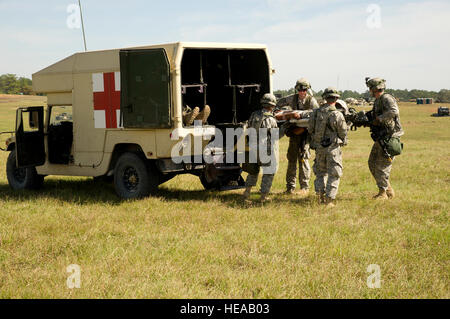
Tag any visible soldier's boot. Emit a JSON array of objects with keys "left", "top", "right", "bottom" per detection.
[
  {"left": 298, "top": 188, "right": 309, "bottom": 196},
  {"left": 259, "top": 193, "right": 271, "bottom": 203},
  {"left": 183, "top": 106, "right": 200, "bottom": 126},
  {"left": 324, "top": 196, "right": 336, "bottom": 208},
  {"left": 386, "top": 182, "right": 395, "bottom": 199},
  {"left": 373, "top": 189, "right": 388, "bottom": 200},
  {"left": 194, "top": 105, "right": 211, "bottom": 124},
  {"left": 285, "top": 188, "right": 295, "bottom": 195},
  {"left": 243, "top": 186, "right": 252, "bottom": 199},
  {"left": 316, "top": 192, "right": 325, "bottom": 204}
]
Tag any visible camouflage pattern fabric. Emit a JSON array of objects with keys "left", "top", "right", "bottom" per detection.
[
  {"left": 368, "top": 141, "right": 393, "bottom": 190},
  {"left": 309, "top": 103, "right": 348, "bottom": 199},
  {"left": 313, "top": 146, "right": 343, "bottom": 199},
  {"left": 286, "top": 134, "right": 311, "bottom": 190},
  {"left": 245, "top": 108, "right": 278, "bottom": 194},
  {"left": 308, "top": 104, "right": 348, "bottom": 150},
  {"left": 276, "top": 93, "right": 319, "bottom": 111},
  {"left": 368, "top": 92, "right": 403, "bottom": 190},
  {"left": 248, "top": 109, "right": 278, "bottom": 157},
  {"left": 366, "top": 77, "right": 386, "bottom": 90},
  {"left": 295, "top": 78, "right": 311, "bottom": 90},
  {"left": 322, "top": 87, "right": 340, "bottom": 99},
  {"left": 372, "top": 93, "right": 404, "bottom": 138},
  {"left": 277, "top": 93, "right": 318, "bottom": 190},
  {"left": 245, "top": 169, "right": 275, "bottom": 194}
]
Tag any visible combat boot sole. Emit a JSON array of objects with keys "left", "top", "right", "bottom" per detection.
[
  {"left": 194, "top": 105, "right": 211, "bottom": 124},
  {"left": 183, "top": 107, "right": 200, "bottom": 126}
]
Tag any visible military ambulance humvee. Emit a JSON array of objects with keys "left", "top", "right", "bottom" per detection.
[{"left": 2, "top": 42, "right": 274, "bottom": 198}]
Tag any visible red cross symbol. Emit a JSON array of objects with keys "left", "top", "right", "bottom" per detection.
[{"left": 93, "top": 72, "right": 121, "bottom": 129}]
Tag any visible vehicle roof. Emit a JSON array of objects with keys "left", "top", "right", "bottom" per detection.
[{"left": 33, "top": 42, "right": 268, "bottom": 77}]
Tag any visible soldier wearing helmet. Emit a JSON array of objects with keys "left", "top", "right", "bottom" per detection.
[
  {"left": 243, "top": 93, "right": 279, "bottom": 203},
  {"left": 366, "top": 77, "right": 404, "bottom": 200},
  {"left": 276, "top": 78, "right": 319, "bottom": 195},
  {"left": 308, "top": 87, "right": 348, "bottom": 207}
]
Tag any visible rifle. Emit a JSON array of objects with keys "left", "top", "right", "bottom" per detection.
[
  {"left": 344, "top": 107, "right": 374, "bottom": 131},
  {"left": 345, "top": 108, "right": 392, "bottom": 160}
]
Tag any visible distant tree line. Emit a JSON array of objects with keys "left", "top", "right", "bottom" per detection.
[
  {"left": 2, "top": 72, "right": 450, "bottom": 102},
  {"left": 0, "top": 74, "right": 33, "bottom": 95},
  {"left": 275, "top": 87, "right": 450, "bottom": 102}
]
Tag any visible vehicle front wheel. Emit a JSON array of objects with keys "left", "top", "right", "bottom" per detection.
[
  {"left": 6, "top": 149, "right": 44, "bottom": 190},
  {"left": 113, "top": 152, "right": 157, "bottom": 199}
]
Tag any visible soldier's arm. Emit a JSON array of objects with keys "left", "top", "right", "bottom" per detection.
[
  {"left": 310, "top": 97, "right": 320, "bottom": 109},
  {"left": 378, "top": 95, "right": 399, "bottom": 123},
  {"left": 332, "top": 112, "right": 348, "bottom": 141},
  {"left": 276, "top": 95, "right": 294, "bottom": 109}
]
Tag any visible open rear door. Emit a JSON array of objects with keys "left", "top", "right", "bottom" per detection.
[
  {"left": 120, "top": 49, "right": 171, "bottom": 128},
  {"left": 15, "top": 106, "right": 45, "bottom": 168}
]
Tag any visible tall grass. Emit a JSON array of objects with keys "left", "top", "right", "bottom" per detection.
[{"left": 0, "top": 96, "right": 448, "bottom": 298}]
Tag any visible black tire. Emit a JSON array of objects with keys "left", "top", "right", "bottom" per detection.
[
  {"left": 113, "top": 152, "right": 157, "bottom": 199},
  {"left": 6, "top": 149, "right": 44, "bottom": 190},
  {"left": 199, "top": 173, "right": 220, "bottom": 190}
]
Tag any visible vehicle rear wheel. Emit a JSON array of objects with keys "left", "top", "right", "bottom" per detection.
[
  {"left": 113, "top": 152, "right": 157, "bottom": 199},
  {"left": 6, "top": 149, "right": 44, "bottom": 190},
  {"left": 199, "top": 172, "right": 220, "bottom": 190}
]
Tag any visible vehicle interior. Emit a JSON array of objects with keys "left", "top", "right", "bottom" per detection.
[
  {"left": 180, "top": 49, "right": 270, "bottom": 128},
  {"left": 47, "top": 105, "right": 73, "bottom": 164}
]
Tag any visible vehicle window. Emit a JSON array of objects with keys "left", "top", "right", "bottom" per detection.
[
  {"left": 23, "top": 111, "right": 39, "bottom": 132},
  {"left": 50, "top": 106, "right": 73, "bottom": 125}
]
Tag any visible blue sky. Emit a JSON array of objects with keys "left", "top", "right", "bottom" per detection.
[{"left": 1, "top": 0, "right": 449, "bottom": 91}]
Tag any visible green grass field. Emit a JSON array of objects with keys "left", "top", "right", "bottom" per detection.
[{"left": 0, "top": 95, "right": 448, "bottom": 298}]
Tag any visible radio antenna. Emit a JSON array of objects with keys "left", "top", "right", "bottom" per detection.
[{"left": 78, "top": 0, "right": 87, "bottom": 51}]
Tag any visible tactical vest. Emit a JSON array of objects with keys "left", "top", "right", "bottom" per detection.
[
  {"left": 246, "top": 109, "right": 276, "bottom": 168},
  {"left": 311, "top": 105, "right": 338, "bottom": 148},
  {"left": 293, "top": 94, "right": 314, "bottom": 110},
  {"left": 373, "top": 93, "right": 403, "bottom": 137},
  {"left": 248, "top": 110, "right": 274, "bottom": 130}
]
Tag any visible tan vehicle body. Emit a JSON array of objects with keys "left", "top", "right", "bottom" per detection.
[
  {"left": 5, "top": 42, "right": 274, "bottom": 197},
  {"left": 29, "top": 42, "right": 273, "bottom": 177}
]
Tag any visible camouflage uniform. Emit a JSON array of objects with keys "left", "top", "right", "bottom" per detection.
[
  {"left": 245, "top": 101, "right": 279, "bottom": 195},
  {"left": 368, "top": 92, "right": 404, "bottom": 191},
  {"left": 309, "top": 90, "right": 347, "bottom": 200},
  {"left": 277, "top": 92, "right": 319, "bottom": 191}
]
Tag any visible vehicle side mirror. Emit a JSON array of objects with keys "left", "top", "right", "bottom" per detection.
[{"left": 29, "top": 110, "right": 40, "bottom": 129}]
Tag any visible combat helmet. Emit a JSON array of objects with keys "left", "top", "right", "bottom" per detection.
[
  {"left": 366, "top": 77, "right": 386, "bottom": 90},
  {"left": 260, "top": 93, "right": 277, "bottom": 107},
  {"left": 295, "top": 78, "right": 311, "bottom": 91},
  {"left": 336, "top": 99, "right": 349, "bottom": 115},
  {"left": 322, "top": 87, "right": 340, "bottom": 99}
]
